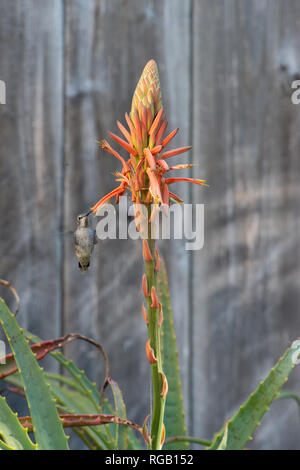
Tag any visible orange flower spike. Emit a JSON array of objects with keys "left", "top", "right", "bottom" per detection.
[
  {"left": 144, "top": 147, "right": 156, "bottom": 171},
  {"left": 108, "top": 131, "right": 138, "bottom": 156},
  {"left": 142, "top": 303, "right": 149, "bottom": 325},
  {"left": 151, "top": 286, "right": 159, "bottom": 309},
  {"left": 143, "top": 239, "right": 154, "bottom": 262},
  {"left": 142, "top": 273, "right": 150, "bottom": 298},
  {"left": 117, "top": 120, "right": 133, "bottom": 144},
  {"left": 161, "top": 127, "right": 179, "bottom": 148},
  {"left": 146, "top": 339, "right": 158, "bottom": 364},
  {"left": 162, "top": 146, "right": 192, "bottom": 159}
]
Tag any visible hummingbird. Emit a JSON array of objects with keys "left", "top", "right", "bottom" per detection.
[{"left": 74, "top": 212, "right": 97, "bottom": 273}]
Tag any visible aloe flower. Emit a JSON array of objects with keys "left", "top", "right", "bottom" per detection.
[
  {"left": 91, "top": 60, "right": 206, "bottom": 450},
  {"left": 91, "top": 59, "right": 206, "bottom": 214}
]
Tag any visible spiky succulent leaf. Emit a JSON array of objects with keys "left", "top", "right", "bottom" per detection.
[
  {"left": 0, "top": 395, "right": 36, "bottom": 450},
  {"left": 109, "top": 378, "right": 128, "bottom": 450},
  {"left": 23, "top": 330, "right": 143, "bottom": 449},
  {"left": 23, "top": 330, "right": 113, "bottom": 449},
  {"left": 0, "top": 298, "right": 69, "bottom": 450},
  {"left": 157, "top": 260, "right": 188, "bottom": 450},
  {"left": 209, "top": 339, "right": 300, "bottom": 450}
]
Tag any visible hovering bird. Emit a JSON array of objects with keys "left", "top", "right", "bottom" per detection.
[{"left": 74, "top": 213, "right": 97, "bottom": 273}]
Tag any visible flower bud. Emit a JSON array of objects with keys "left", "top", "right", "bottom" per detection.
[
  {"left": 146, "top": 339, "right": 158, "bottom": 364},
  {"left": 142, "top": 274, "right": 150, "bottom": 298},
  {"left": 151, "top": 286, "right": 159, "bottom": 309}
]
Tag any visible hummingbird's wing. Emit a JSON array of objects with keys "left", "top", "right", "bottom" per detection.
[{"left": 74, "top": 231, "right": 80, "bottom": 245}]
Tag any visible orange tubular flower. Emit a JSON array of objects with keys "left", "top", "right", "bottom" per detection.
[{"left": 91, "top": 59, "right": 206, "bottom": 214}]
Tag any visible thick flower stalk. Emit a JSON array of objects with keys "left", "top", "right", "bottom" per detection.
[{"left": 91, "top": 60, "right": 206, "bottom": 450}]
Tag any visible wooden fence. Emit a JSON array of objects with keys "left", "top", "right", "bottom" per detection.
[{"left": 0, "top": 0, "right": 300, "bottom": 449}]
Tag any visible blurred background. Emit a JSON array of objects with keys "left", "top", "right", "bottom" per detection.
[{"left": 1, "top": 0, "right": 300, "bottom": 450}]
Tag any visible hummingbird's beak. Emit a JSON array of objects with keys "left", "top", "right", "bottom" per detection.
[{"left": 78, "top": 210, "right": 93, "bottom": 219}]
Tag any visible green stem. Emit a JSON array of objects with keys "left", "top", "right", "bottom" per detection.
[{"left": 144, "top": 211, "right": 166, "bottom": 450}]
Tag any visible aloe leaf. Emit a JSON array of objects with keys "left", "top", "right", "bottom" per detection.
[
  {"left": 164, "top": 436, "right": 211, "bottom": 447},
  {"left": 0, "top": 396, "right": 36, "bottom": 450},
  {"left": 157, "top": 260, "right": 188, "bottom": 450},
  {"left": 109, "top": 378, "right": 128, "bottom": 450},
  {"left": 3, "top": 371, "right": 110, "bottom": 450},
  {"left": 19, "top": 329, "right": 144, "bottom": 449},
  {"left": 216, "top": 422, "right": 228, "bottom": 450},
  {"left": 102, "top": 396, "right": 143, "bottom": 450},
  {"left": 24, "top": 330, "right": 101, "bottom": 407},
  {"left": 0, "top": 439, "right": 14, "bottom": 450},
  {"left": 23, "top": 330, "right": 114, "bottom": 447},
  {"left": 49, "top": 380, "right": 113, "bottom": 449},
  {"left": 276, "top": 390, "right": 300, "bottom": 417},
  {"left": 0, "top": 298, "right": 69, "bottom": 450},
  {"left": 208, "top": 339, "right": 300, "bottom": 450}
]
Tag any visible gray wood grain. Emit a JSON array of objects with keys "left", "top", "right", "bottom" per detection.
[
  {"left": 0, "top": 0, "right": 64, "bottom": 343},
  {"left": 191, "top": 0, "right": 300, "bottom": 449},
  {"left": 0, "top": 0, "right": 300, "bottom": 450}
]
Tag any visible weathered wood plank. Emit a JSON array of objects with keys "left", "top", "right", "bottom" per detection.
[
  {"left": 0, "top": 0, "right": 299, "bottom": 450},
  {"left": 191, "top": 0, "right": 300, "bottom": 449},
  {"left": 0, "top": 1, "right": 64, "bottom": 344},
  {"left": 63, "top": 0, "right": 192, "bottom": 429}
]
